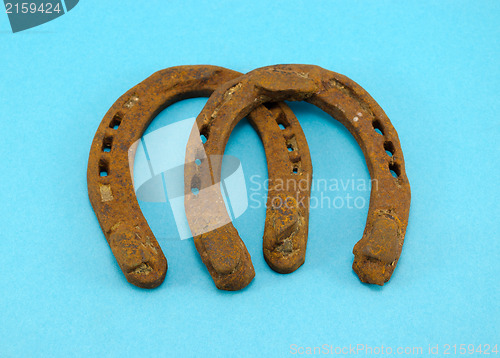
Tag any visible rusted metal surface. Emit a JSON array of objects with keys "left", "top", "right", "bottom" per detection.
[
  {"left": 88, "top": 65, "right": 312, "bottom": 289},
  {"left": 185, "top": 78, "right": 312, "bottom": 290},
  {"left": 185, "top": 64, "right": 411, "bottom": 286}
]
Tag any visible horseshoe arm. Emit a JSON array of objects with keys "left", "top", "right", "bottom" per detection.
[
  {"left": 88, "top": 66, "right": 248, "bottom": 288},
  {"left": 184, "top": 78, "right": 313, "bottom": 290}
]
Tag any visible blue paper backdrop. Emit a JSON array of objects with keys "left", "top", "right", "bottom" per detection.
[{"left": 0, "top": 1, "right": 498, "bottom": 357}]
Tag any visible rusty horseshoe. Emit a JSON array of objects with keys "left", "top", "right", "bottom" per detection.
[
  {"left": 184, "top": 76, "right": 313, "bottom": 290},
  {"left": 185, "top": 64, "right": 411, "bottom": 286},
  {"left": 87, "top": 65, "right": 312, "bottom": 289}
]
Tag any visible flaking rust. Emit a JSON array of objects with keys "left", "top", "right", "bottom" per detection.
[
  {"left": 88, "top": 65, "right": 313, "bottom": 289},
  {"left": 88, "top": 63, "right": 411, "bottom": 289},
  {"left": 184, "top": 78, "right": 313, "bottom": 291},
  {"left": 186, "top": 64, "right": 411, "bottom": 286}
]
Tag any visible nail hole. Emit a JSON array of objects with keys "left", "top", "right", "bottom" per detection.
[
  {"left": 287, "top": 144, "right": 294, "bottom": 152},
  {"left": 102, "top": 136, "right": 113, "bottom": 153},
  {"left": 372, "top": 119, "right": 384, "bottom": 136},
  {"left": 293, "top": 167, "right": 298, "bottom": 174},
  {"left": 384, "top": 141, "right": 395, "bottom": 157},
  {"left": 99, "top": 159, "right": 109, "bottom": 177},
  {"left": 109, "top": 113, "right": 122, "bottom": 130},
  {"left": 275, "top": 111, "right": 290, "bottom": 130},
  {"left": 199, "top": 126, "right": 209, "bottom": 144},
  {"left": 389, "top": 162, "right": 401, "bottom": 178},
  {"left": 191, "top": 175, "right": 201, "bottom": 196},
  {"left": 195, "top": 159, "right": 201, "bottom": 166}
]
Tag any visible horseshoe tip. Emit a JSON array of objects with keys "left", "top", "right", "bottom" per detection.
[
  {"left": 263, "top": 233, "right": 307, "bottom": 274},
  {"left": 262, "top": 194, "right": 308, "bottom": 273},
  {"left": 125, "top": 260, "right": 168, "bottom": 289},
  {"left": 213, "top": 259, "right": 255, "bottom": 291},
  {"left": 108, "top": 227, "right": 168, "bottom": 289},
  {"left": 352, "top": 254, "right": 394, "bottom": 286},
  {"left": 351, "top": 215, "right": 403, "bottom": 286},
  {"left": 264, "top": 252, "right": 306, "bottom": 274}
]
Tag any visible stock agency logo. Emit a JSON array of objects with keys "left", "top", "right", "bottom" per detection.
[
  {"left": 130, "top": 117, "right": 248, "bottom": 241},
  {"left": 4, "top": 0, "right": 79, "bottom": 33}
]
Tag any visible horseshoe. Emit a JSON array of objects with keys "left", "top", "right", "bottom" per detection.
[
  {"left": 185, "top": 64, "right": 411, "bottom": 286},
  {"left": 87, "top": 65, "right": 312, "bottom": 289},
  {"left": 184, "top": 77, "right": 313, "bottom": 290}
]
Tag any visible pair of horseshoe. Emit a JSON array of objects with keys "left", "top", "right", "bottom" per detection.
[
  {"left": 185, "top": 65, "right": 411, "bottom": 288},
  {"left": 88, "top": 64, "right": 411, "bottom": 290},
  {"left": 87, "top": 65, "right": 312, "bottom": 289}
]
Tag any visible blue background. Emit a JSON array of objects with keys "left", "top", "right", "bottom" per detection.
[{"left": 1, "top": 1, "right": 498, "bottom": 357}]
